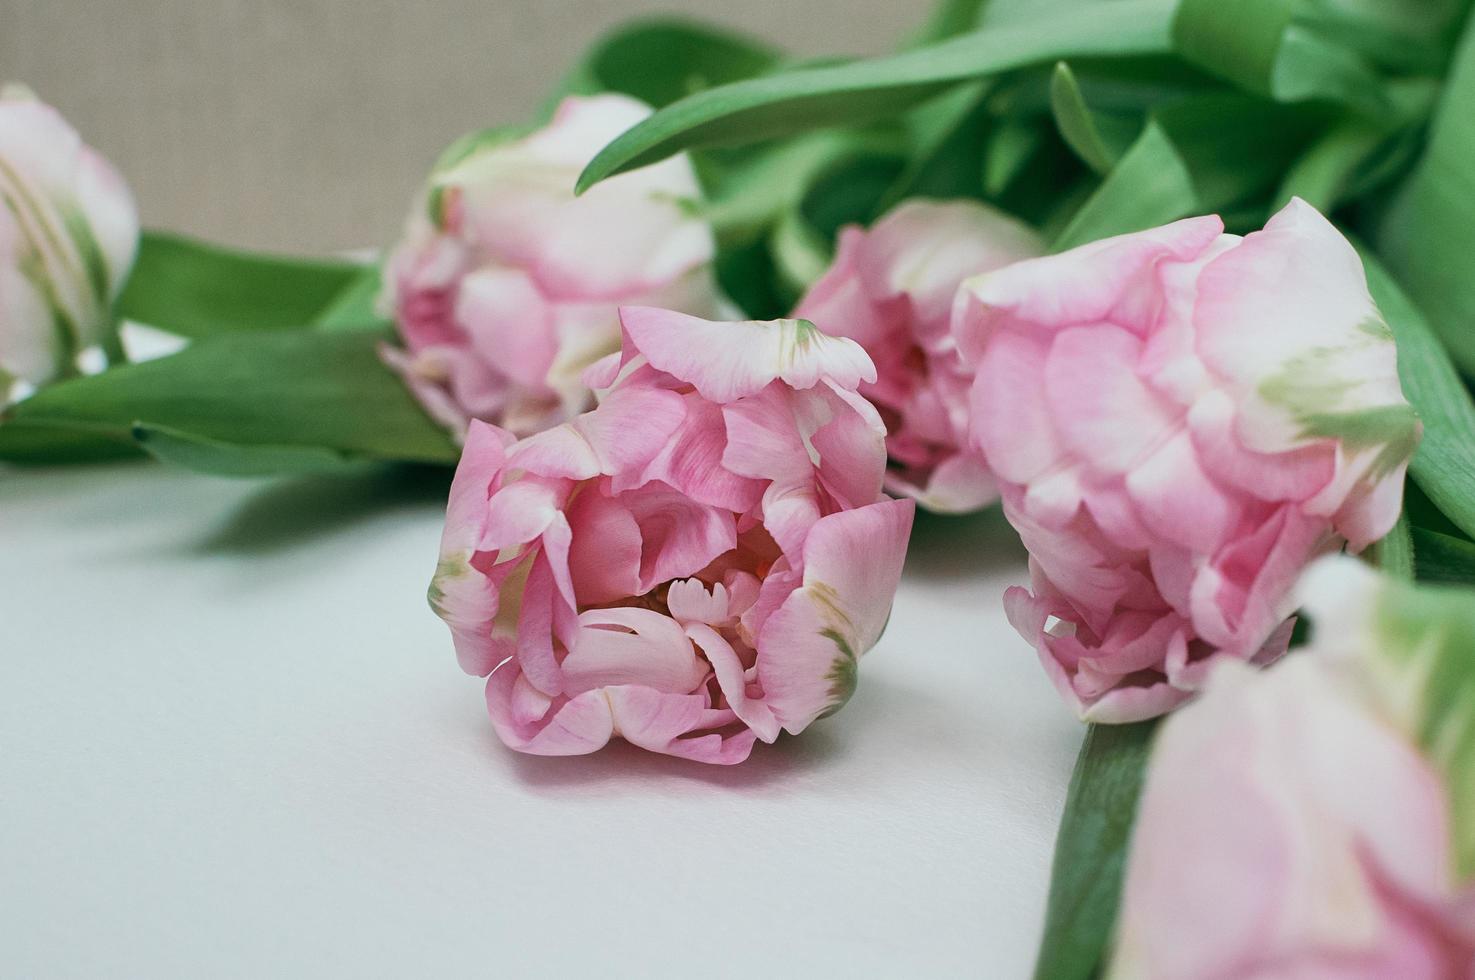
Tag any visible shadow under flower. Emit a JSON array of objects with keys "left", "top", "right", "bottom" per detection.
[
  {"left": 903, "top": 504, "right": 1027, "bottom": 582},
  {"left": 197, "top": 463, "right": 452, "bottom": 555}
]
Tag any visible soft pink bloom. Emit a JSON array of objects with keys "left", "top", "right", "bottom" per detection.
[
  {"left": 381, "top": 94, "right": 721, "bottom": 439},
  {"left": 0, "top": 85, "right": 138, "bottom": 387},
  {"left": 429, "top": 306, "right": 914, "bottom": 764},
  {"left": 794, "top": 199, "right": 1042, "bottom": 513},
  {"left": 1110, "top": 559, "right": 1475, "bottom": 979},
  {"left": 956, "top": 198, "right": 1420, "bottom": 722}
]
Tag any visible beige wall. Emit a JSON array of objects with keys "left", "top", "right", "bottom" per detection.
[{"left": 2, "top": 1, "right": 916, "bottom": 254}]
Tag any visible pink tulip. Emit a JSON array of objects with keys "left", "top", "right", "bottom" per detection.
[
  {"left": 430, "top": 306, "right": 914, "bottom": 764},
  {"left": 0, "top": 85, "right": 138, "bottom": 387},
  {"left": 1111, "top": 559, "right": 1475, "bottom": 978},
  {"left": 956, "top": 198, "right": 1420, "bottom": 722},
  {"left": 794, "top": 199, "right": 1042, "bottom": 513},
  {"left": 381, "top": 94, "right": 721, "bottom": 440}
]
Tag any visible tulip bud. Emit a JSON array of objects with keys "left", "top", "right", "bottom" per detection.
[
  {"left": 0, "top": 85, "right": 138, "bottom": 390},
  {"left": 794, "top": 199, "right": 1043, "bottom": 513},
  {"left": 381, "top": 94, "right": 722, "bottom": 440}
]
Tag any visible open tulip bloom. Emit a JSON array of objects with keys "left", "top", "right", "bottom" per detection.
[
  {"left": 429, "top": 307, "right": 913, "bottom": 763},
  {"left": 958, "top": 199, "right": 1421, "bottom": 723}
]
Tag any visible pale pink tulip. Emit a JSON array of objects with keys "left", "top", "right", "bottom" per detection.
[
  {"left": 957, "top": 199, "right": 1420, "bottom": 722},
  {"left": 0, "top": 85, "right": 138, "bottom": 387},
  {"left": 430, "top": 307, "right": 913, "bottom": 764},
  {"left": 382, "top": 94, "right": 721, "bottom": 439},
  {"left": 794, "top": 199, "right": 1042, "bottom": 512},
  {"left": 1110, "top": 559, "right": 1475, "bottom": 979}
]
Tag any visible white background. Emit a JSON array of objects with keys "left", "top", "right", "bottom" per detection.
[{"left": 1, "top": 461, "right": 1083, "bottom": 978}]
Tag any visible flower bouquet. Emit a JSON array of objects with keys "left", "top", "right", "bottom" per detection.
[{"left": 5, "top": 0, "right": 1475, "bottom": 973}]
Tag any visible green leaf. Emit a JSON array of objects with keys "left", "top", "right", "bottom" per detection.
[
  {"left": 552, "top": 16, "right": 782, "bottom": 110},
  {"left": 1049, "top": 62, "right": 1137, "bottom": 174},
  {"left": 1359, "top": 248, "right": 1475, "bottom": 541},
  {"left": 1171, "top": 0, "right": 1388, "bottom": 115},
  {"left": 982, "top": 117, "right": 1048, "bottom": 197},
  {"left": 0, "top": 421, "right": 141, "bottom": 464},
  {"left": 1274, "top": 116, "right": 1389, "bottom": 213},
  {"left": 1375, "top": 16, "right": 1475, "bottom": 377},
  {"left": 1033, "top": 720, "right": 1158, "bottom": 980},
  {"left": 1373, "top": 509, "right": 1416, "bottom": 580},
  {"left": 117, "top": 231, "right": 367, "bottom": 338},
  {"left": 576, "top": 0, "right": 1177, "bottom": 191},
  {"left": 1052, "top": 120, "right": 1198, "bottom": 251},
  {"left": 1410, "top": 526, "right": 1475, "bottom": 586},
  {"left": 4, "top": 330, "right": 458, "bottom": 474},
  {"left": 313, "top": 263, "right": 391, "bottom": 332},
  {"left": 906, "top": 0, "right": 992, "bottom": 48}
]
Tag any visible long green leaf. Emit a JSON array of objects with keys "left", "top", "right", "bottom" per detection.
[
  {"left": 1410, "top": 526, "right": 1475, "bottom": 586},
  {"left": 1376, "top": 15, "right": 1475, "bottom": 376},
  {"left": 1052, "top": 120, "right": 1198, "bottom": 251},
  {"left": 0, "top": 421, "right": 141, "bottom": 464},
  {"left": 552, "top": 16, "right": 782, "bottom": 110},
  {"left": 1033, "top": 721, "right": 1158, "bottom": 980},
  {"left": 4, "top": 331, "right": 457, "bottom": 474},
  {"left": 1373, "top": 509, "right": 1416, "bottom": 580},
  {"left": 1360, "top": 249, "right": 1475, "bottom": 541},
  {"left": 117, "top": 231, "right": 367, "bottom": 338},
  {"left": 576, "top": 0, "right": 1177, "bottom": 191}
]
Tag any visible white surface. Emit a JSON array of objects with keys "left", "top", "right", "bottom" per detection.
[{"left": 0, "top": 462, "right": 1084, "bottom": 979}]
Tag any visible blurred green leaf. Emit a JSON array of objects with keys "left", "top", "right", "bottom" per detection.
[
  {"left": 577, "top": 0, "right": 1177, "bottom": 191},
  {"left": 1033, "top": 721, "right": 1158, "bottom": 980},
  {"left": 4, "top": 331, "right": 457, "bottom": 475},
  {"left": 983, "top": 117, "right": 1049, "bottom": 198},
  {"left": 1049, "top": 61, "right": 1138, "bottom": 174},
  {"left": 1171, "top": 0, "right": 1388, "bottom": 114},
  {"left": 313, "top": 263, "right": 391, "bottom": 332},
  {"left": 907, "top": 0, "right": 992, "bottom": 47},
  {"left": 1376, "top": 16, "right": 1475, "bottom": 377},
  {"left": 1360, "top": 248, "right": 1475, "bottom": 542},
  {"left": 117, "top": 231, "right": 367, "bottom": 338},
  {"left": 0, "top": 422, "right": 141, "bottom": 465},
  {"left": 553, "top": 16, "right": 783, "bottom": 110}
]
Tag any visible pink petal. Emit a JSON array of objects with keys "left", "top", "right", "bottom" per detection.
[
  {"left": 564, "top": 489, "right": 642, "bottom": 605},
  {"left": 968, "top": 329, "right": 1063, "bottom": 484},
  {"left": 755, "top": 498, "right": 914, "bottom": 733},
  {"left": 685, "top": 622, "right": 781, "bottom": 743},
  {"left": 1045, "top": 324, "right": 1179, "bottom": 475},
  {"left": 1125, "top": 429, "right": 1244, "bottom": 555},
  {"left": 485, "top": 664, "right": 615, "bottom": 756},
  {"left": 603, "top": 686, "right": 757, "bottom": 765},
  {"left": 620, "top": 306, "right": 876, "bottom": 403},
  {"left": 507, "top": 384, "right": 686, "bottom": 479},
  {"left": 561, "top": 607, "right": 709, "bottom": 694},
  {"left": 621, "top": 483, "right": 738, "bottom": 592}
]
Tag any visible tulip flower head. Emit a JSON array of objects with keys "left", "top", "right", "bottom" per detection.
[
  {"left": 430, "top": 307, "right": 914, "bottom": 764},
  {"left": 957, "top": 199, "right": 1420, "bottom": 721}
]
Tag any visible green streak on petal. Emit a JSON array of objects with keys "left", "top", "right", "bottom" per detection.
[
  {"left": 1298, "top": 403, "right": 1422, "bottom": 479},
  {"left": 818, "top": 628, "right": 858, "bottom": 718},
  {"left": 59, "top": 203, "right": 111, "bottom": 306}
]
